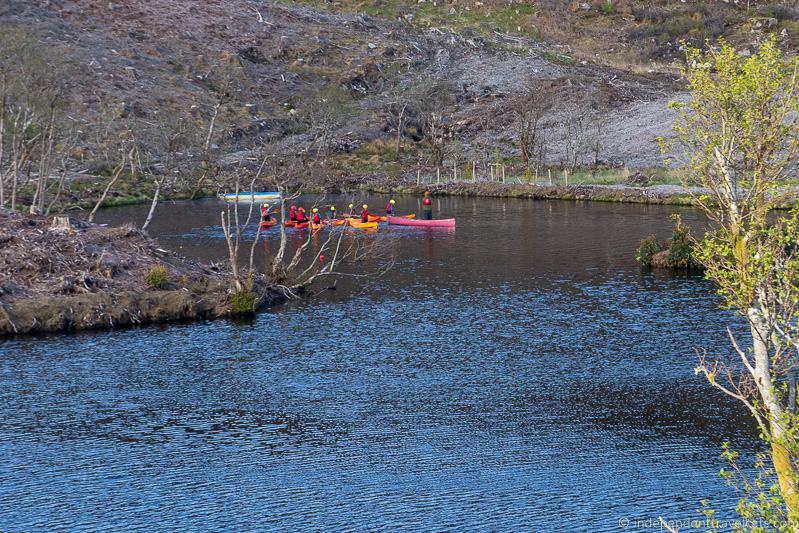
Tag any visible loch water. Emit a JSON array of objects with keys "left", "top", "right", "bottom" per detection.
[{"left": 0, "top": 195, "right": 756, "bottom": 531}]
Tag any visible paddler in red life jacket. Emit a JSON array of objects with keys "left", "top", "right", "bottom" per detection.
[
  {"left": 261, "top": 203, "right": 272, "bottom": 222},
  {"left": 360, "top": 204, "right": 369, "bottom": 223},
  {"left": 385, "top": 198, "right": 395, "bottom": 216},
  {"left": 296, "top": 207, "right": 309, "bottom": 223},
  {"left": 422, "top": 192, "right": 432, "bottom": 220},
  {"left": 312, "top": 208, "right": 322, "bottom": 225},
  {"left": 289, "top": 204, "right": 298, "bottom": 222}
]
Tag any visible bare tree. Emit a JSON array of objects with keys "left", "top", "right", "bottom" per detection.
[
  {"left": 513, "top": 79, "right": 555, "bottom": 173},
  {"left": 423, "top": 111, "right": 452, "bottom": 169},
  {"left": 257, "top": 154, "right": 394, "bottom": 297},
  {"left": 29, "top": 101, "right": 57, "bottom": 214},
  {"left": 220, "top": 179, "right": 254, "bottom": 293},
  {"left": 561, "top": 98, "right": 591, "bottom": 172},
  {"left": 0, "top": 28, "right": 69, "bottom": 212},
  {"left": 44, "top": 145, "right": 74, "bottom": 216},
  {"left": 305, "top": 85, "right": 354, "bottom": 162},
  {"left": 585, "top": 112, "right": 607, "bottom": 177},
  {"left": 2, "top": 105, "right": 40, "bottom": 210},
  {"left": 383, "top": 78, "right": 413, "bottom": 159},
  {"left": 386, "top": 100, "right": 408, "bottom": 159},
  {"left": 219, "top": 150, "right": 288, "bottom": 296},
  {"left": 405, "top": 82, "right": 457, "bottom": 170},
  {"left": 191, "top": 54, "right": 252, "bottom": 197},
  {"left": 133, "top": 110, "right": 200, "bottom": 232},
  {"left": 88, "top": 145, "right": 133, "bottom": 223},
  {"left": 141, "top": 176, "right": 164, "bottom": 233}
]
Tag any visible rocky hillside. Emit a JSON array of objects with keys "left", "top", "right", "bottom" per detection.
[
  {"left": 289, "top": 0, "right": 799, "bottom": 69},
  {"left": 1, "top": 0, "right": 796, "bottom": 184}
]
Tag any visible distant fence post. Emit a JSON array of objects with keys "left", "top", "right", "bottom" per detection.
[
  {"left": 548, "top": 168, "right": 552, "bottom": 186},
  {"left": 417, "top": 170, "right": 420, "bottom": 186},
  {"left": 502, "top": 165, "right": 506, "bottom": 184},
  {"left": 453, "top": 161, "right": 457, "bottom": 182},
  {"left": 437, "top": 167, "right": 440, "bottom": 185},
  {"left": 472, "top": 161, "right": 476, "bottom": 182}
]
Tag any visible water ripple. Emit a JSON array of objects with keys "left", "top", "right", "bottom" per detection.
[{"left": 0, "top": 197, "right": 758, "bottom": 531}]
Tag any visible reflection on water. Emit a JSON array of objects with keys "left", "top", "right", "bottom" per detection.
[{"left": 0, "top": 195, "right": 756, "bottom": 531}]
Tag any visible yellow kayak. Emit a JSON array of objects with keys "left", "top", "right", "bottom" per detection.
[{"left": 348, "top": 220, "right": 379, "bottom": 230}]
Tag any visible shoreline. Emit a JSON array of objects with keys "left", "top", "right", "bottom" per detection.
[
  {"left": 21, "top": 180, "right": 702, "bottom": 216},
  {"left": 357, "top": 180, "right": 698, "bottom": 206},
  {"left": 52, "top": 180, "right": 703, "bottom": 214},
  {"left": 0, "top": 282, "right": 284, "bottom": 337}
]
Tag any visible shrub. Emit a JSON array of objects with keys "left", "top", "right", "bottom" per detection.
[
  {"left": 666, "top": 13, "right": 699, "bottom": 38},
  {"left": 665, "top": 215, "right": 700, "bottom": 269},
  {"left": 523, "top": 166, "right": 535, "bottom": 183},
  {"left": 635, "top": 234, "right": 660, "bottom": 266},
  {"left": 145, "top": 265, "right": 169, "bottom": 289},
  {"left": 599, "top": 1, "right": 615, "bottom": 16},
  {"left": 230, "top": 290, "right": 258, "bottom": 315},
  {"left": 189, "top": 277, "right": 209, "bottom": 295}
]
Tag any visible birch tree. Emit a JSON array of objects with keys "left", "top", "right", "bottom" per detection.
[{"left": 668, "top": 38, "right": 799, "bottom": 525}]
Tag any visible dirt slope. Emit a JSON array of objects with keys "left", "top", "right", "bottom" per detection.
[{"left": 1, "top": 0, "right": 765, "bottom": 172}]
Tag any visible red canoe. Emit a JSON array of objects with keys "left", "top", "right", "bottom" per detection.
[{"left": 386, "top": 216, "right": 456, "bottom": 228}]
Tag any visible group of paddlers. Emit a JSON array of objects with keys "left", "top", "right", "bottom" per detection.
[{"left": 260, "top": 193, "right": 434, "bottom": 224}]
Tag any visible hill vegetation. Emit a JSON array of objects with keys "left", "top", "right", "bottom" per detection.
[{"left": 0, "top": 0, "right": 796, "bottom": 211}]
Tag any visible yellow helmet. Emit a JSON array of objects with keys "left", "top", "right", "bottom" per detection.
[
  {"left": 312, "top": 208, "right": 319, "bottom": 213},
  {"left": 390, "top": 199, "right": 395, "bottom": 204},
  {"left": 331, "top": 205, "right": 336, "bottom": 210},
  {"left": 348, "top": 203, "right": 353, "bottom": 209},
  {"left": 362, "top": 204, "right": 368, "bottom": 209}
]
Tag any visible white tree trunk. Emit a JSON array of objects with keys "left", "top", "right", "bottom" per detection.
[{"left": 141, "top": 179, "right": 162, "bottom": 232}]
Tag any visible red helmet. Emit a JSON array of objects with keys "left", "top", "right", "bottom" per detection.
[
  {"left": 299, "top": 207, "right": 305, "bottom": 211},
  {"left": 291, "top": 204, "right": 297, "bottom": 209}
]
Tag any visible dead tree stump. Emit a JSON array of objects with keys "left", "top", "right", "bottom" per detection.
[{"left": 50, "top": 216, "right": 73, "bottom": 232}]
